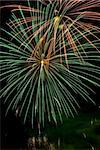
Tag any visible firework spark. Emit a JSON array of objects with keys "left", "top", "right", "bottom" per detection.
[{"left": 0, "top": 0, "right": 100, "bottom": 127}]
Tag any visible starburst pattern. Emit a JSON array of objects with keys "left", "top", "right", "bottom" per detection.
[{"left": 0, "top": 0, "right": 100, "bottom": 127}]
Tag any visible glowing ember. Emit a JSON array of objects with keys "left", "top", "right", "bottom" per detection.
[{"left": 41, "top": 60, "right": 44, "bottom": 65}]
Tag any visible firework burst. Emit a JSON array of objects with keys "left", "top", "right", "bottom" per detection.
[{"left": 0, "top": 0, "right": 100, "bottom": 127}]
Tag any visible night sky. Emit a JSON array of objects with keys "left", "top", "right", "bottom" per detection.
[{"left": 0, "top": 1, "right": 100, "bottom": 149}]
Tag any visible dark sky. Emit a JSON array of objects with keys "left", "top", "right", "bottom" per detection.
[{"left": 0, "top": 1, "right": 100, "bottom": 149}]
